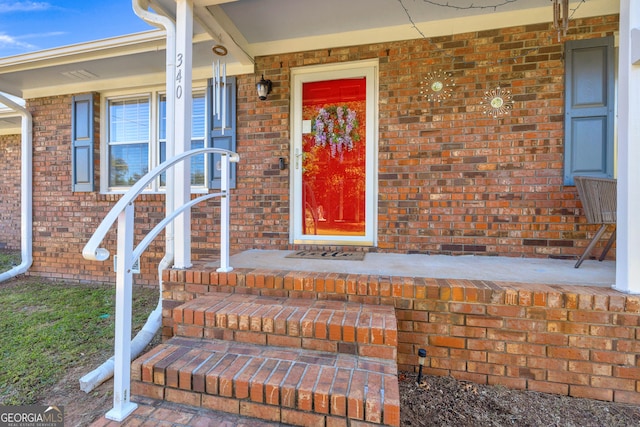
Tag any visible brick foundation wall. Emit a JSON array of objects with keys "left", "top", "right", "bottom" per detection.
[
  {"left": 0, "top": 134, "right": 21, "bottom": 250},
  {"left": 160, "top": 267, "right": 640, "bottom": 405},
  {"left": 5, "top": 15, "right": 618, "bottom": 284},
  {"left": 395, "top": 281, "right": 640, "bottom": 405}
]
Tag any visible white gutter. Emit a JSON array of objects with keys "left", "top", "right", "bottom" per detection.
[
  {"left": 0, "top": 93, "right": 32, "bottom": 282},
  {"left": 79, "top": 0, "right": 177, "bottom": 393}
]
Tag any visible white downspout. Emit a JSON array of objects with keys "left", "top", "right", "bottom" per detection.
[
  {"left": 0, "top": 93, "right": 32, "bottom": 283},
  {"left": 79, "top": 0, "right": 176, "bottom": 393}
]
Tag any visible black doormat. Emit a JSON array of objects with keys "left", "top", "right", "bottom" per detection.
[{"left": 285, "top": 250, "right": 366, "bottom": 261}]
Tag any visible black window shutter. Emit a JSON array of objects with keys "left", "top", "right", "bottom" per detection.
[
  {"left": 563, "top": 36, "right": 615, "bottom": 185},
  {"left": 208, "top": 76, "right": 237, "bottom": 189},
  {"left": 71, "top": 94, "right": 94, "bottom": 192}
]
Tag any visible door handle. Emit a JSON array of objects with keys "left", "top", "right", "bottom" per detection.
[{"left": 295, "top": 148, "right": 302, "bottom": 170}]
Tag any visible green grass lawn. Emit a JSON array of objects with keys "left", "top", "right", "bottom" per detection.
[
  {"left": 0, "top": 278, "right": 158, "bottom": 405},
  {"left": 0, "top": 251, "right": 21, "bottom": 271}
]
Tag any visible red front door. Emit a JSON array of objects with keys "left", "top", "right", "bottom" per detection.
[{"left": 301, "top": 78, "right": 367, "bottom": 236}]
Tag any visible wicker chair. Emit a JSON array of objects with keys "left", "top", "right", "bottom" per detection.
[{"left": 574, "top": 176, "right": 617, "bottom": 268}]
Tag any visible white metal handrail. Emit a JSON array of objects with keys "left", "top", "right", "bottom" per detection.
[
  {"left": 83, "top": 147, "right": 238, "bottom": 263},
  {"left": 82, "top": 147, "right": 239, "bottom": 420}
]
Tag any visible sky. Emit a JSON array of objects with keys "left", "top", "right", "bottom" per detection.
[{"left": 0, "top": 0, "right": 155, "bottom": 58}]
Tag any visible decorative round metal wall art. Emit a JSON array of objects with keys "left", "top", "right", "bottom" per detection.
[
  {"left": 481, "top": 86, "right": 514, "bottom": 118},
  {"left": 420, "top": 69, "right": 455, "bottom": 102}
]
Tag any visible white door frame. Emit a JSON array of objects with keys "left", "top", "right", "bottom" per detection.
[{"left": 289, "top": 59, "right": 379, "bottom": 246}]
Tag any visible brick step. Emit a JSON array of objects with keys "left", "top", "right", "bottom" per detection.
[
  {"left": 132, "top": 336, "right": 400, "bottom": 426},
  {"left": 171, "top": 292, "right": 398, "bottom": 361}
]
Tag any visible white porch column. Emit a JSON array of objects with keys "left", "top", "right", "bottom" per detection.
[
  {"left": 173, "top": 0, "right": 193, "bottom": 268},
  {"left": 614, "top": 0, "right": 640, "bottom": 294}
]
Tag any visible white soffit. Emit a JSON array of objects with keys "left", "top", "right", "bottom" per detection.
[{"left": 214, "top": 0, "right": 620, "bottom": 57}]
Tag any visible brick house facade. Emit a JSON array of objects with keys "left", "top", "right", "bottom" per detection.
[
  {"left": 3, "top": 4, "right": 639, "bottom": 415},
  {"left": 0, "top": 15, "right": 618, "bottom": 285}
]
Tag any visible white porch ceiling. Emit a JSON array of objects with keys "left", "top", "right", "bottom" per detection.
[
  {"left": 214, "top": 0, "right": 536, "bottom": 43},
  {"left": 0, "top": 0, "right": 620, "bottom": 132}
]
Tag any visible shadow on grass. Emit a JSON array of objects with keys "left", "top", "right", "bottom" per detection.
[{"left": 0, "top": 250, "right": 21, "bottom": 272}]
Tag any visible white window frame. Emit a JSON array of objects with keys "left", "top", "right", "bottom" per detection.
[
  {"left": 158, "top": 90, "right": 208, "bottom": 189},
  {"left": 100, "top": 87, "right": 208, "bottom": 194}
]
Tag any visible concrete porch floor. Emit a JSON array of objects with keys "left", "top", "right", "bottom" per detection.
[{"left": 215, "top": 250, "right": 616, "bottom": 288}]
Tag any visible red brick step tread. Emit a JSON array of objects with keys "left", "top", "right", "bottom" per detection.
[
  {"left": 132, "top": 336, "right": 400, "bottom": 426},
  {"left": 171, "top": 292, "right": 398, "bottom": 361}
]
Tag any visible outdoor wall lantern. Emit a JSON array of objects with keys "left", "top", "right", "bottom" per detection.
[
  {"left": 256, "top": 75, "right": 272, "bottom": 100},
  {"left": 417, "top": 348, "right": 427, "bottom": 384}
]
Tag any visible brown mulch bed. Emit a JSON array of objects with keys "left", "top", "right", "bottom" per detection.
[{"left": 399, "top": 372, "right": 640, "bottom": 427}]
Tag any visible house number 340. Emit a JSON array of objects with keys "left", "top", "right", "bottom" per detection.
[{"left": 176, "top": 53, "right": 184, "bottom": 99}]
